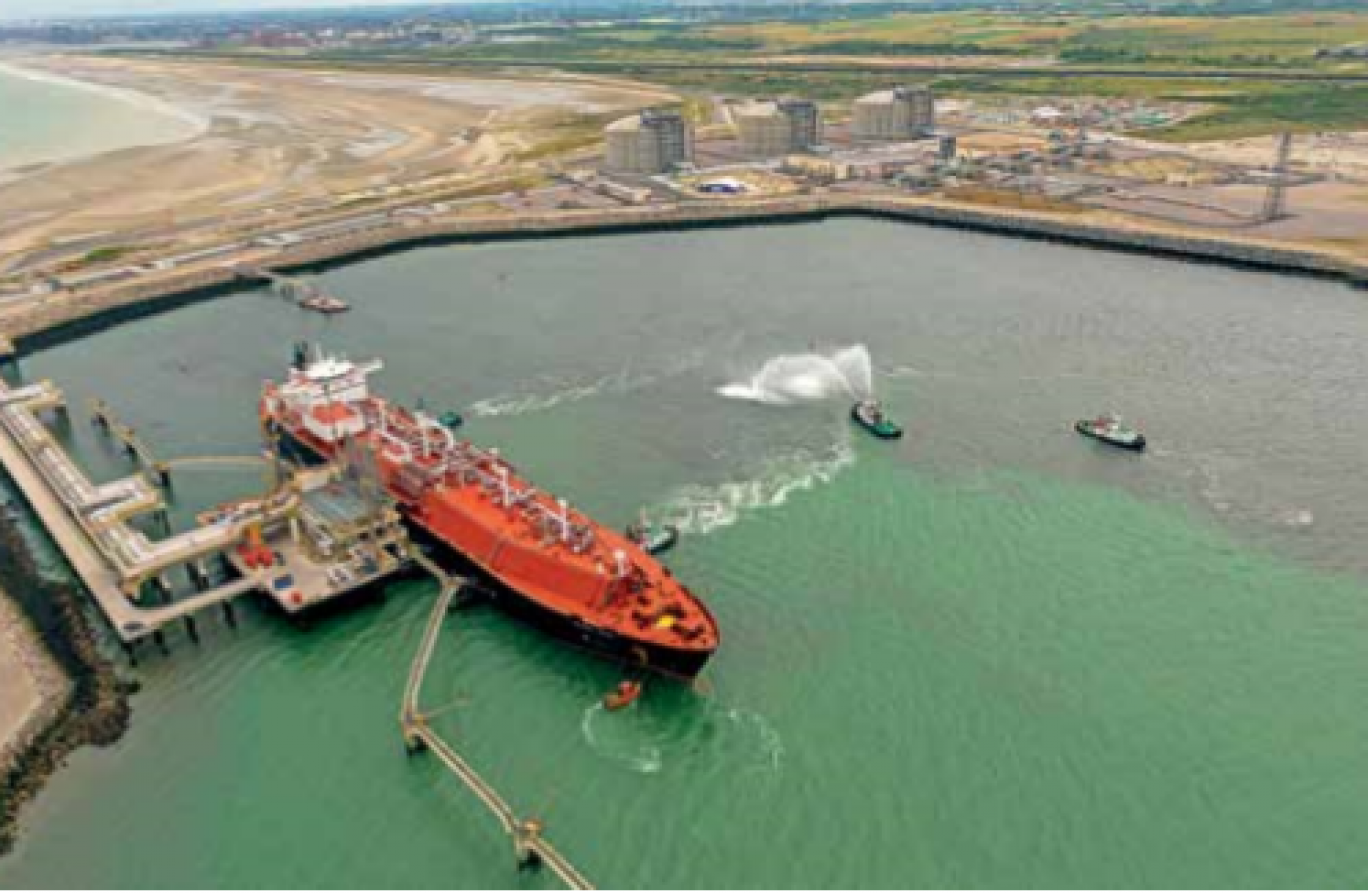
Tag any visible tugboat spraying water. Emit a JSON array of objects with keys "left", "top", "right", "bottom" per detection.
[
  {"left": 850, "top": 399, "right": 903, "bottom": 440},
  {"left": 718, "top": 344, "right": 903, "bottom": 440}
]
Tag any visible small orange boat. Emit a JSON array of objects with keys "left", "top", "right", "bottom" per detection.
[{"left": 604, "top": 680, "right": 643, "bottom": 711}]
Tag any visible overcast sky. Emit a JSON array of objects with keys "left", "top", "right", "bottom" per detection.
[{"left": 1, "top": 0, "right": 457, "bottom": 21}]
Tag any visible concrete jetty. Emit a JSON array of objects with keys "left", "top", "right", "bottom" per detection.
[{"left": 0, "top": 376, "right": 407, "bottom": 648}]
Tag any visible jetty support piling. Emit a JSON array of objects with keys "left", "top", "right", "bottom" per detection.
[
  {"left": 89, "top": 397, "right": 171, "bottom": 485},
  {"left": 152, "top": 574, "right": 174, "bottom": 605},
  {"left": 514, "top": 820, "right": 544, "bottom": 869}
]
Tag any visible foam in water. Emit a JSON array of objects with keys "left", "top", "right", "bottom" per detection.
[
  {"left": 467, "top": 376, "right": 616, "bottom": 417},
  {"left": 580, "top": 700, "right": 784, "bottom": 777},
  {"left": 580, "top": 703, "right": 664, "bottom": 774},
  {"left": 719, "top": 345, "right": 874, "bottom": 405},
  {"left": 654, "top": 439, "right": 855, "bottom": 536},
  {"left": 468, "top": 348, "right": 711, "bottom": 418}
]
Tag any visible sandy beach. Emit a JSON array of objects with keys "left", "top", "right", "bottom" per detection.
[{"left": 0, "top": 56, "right": 675, "bottom": 273}]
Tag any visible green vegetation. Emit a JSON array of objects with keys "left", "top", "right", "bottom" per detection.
[
  {"left": 415, "top": 11, "right": 1368, "bottom": 68},
  {"left": 511, "top": 110, "right": 627, "bottom": 162},
  {"left": 1158, "top": 83, "right": 1368, "bottom": 139},
  {"left": 78, "top": 246, "right": 135, "bottom": 266},
  {"left": 139, "top": 5, "right": 1368, "bottom": 142}
]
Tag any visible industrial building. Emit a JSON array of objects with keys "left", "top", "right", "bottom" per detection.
[
  {"left": 734, "top": 98, "right": 821, "bottom": 158},
  {"left": 852, "top": 86, "right": 935, "bottom": 141},
  {"left": 604, "top": 108, "right": 694, "bottom": 175}
]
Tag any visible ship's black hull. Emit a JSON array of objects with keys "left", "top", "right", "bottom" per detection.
[{"left": 409, "top": 522, "right": 713, "bottom": 681}]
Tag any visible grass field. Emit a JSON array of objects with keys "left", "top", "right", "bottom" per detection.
[
  {"left": 449, "top": 11, "right": 1368, "bottom": 67},
  {"left": 431, "top": 10, "right": 1368, "bottom": 138},
  {"left": 157, "top": 7, "right": 1368, "bottom": 142}
]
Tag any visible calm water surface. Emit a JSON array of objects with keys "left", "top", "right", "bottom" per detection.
[
  {"left": 4, "top": 219, "right": 1368, "bottom": 888},
  {"left": 0, "top": 63, "right": 198, "bottom": 173}
]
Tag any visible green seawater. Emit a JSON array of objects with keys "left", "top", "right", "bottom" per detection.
[
  {"left": 4, "top": 219, "right": 1368, "bottom": 888},
  {"left": 0, "top": 63, "right": 198, "bottom": 173}
]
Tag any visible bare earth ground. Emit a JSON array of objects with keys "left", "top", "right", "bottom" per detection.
[
  {"left": 0, "top": 589, "right": 69, "bottom": 774},
  {"left": 1123, "top": 131, "right": 1368, "bottom": 177},
  {"left": 0, "top": 57, "right": 675, "bottom": 270}
]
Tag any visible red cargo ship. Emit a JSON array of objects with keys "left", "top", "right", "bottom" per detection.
[{"left": 260, "top": 347, "right": 719, "bottom": 679}]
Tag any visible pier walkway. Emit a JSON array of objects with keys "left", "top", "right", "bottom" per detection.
[
  {"left": 235, "top": 267, "right": 348, "bottom": 311},
  {"left": 400, "top": 563, "right": 593, "bottom": 891},
  {"left": 0, "top": 382, "right": 267, "bottom": 642},
  {"left": 0, "top": 376, "right": 400, "bottom": 647}
]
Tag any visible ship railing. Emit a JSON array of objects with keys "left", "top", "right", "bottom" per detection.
[{"left": 360, "top": 402, "right": 599, "bottom": 552}]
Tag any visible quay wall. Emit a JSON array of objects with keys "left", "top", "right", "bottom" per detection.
[{"left": 9, "top": 196, "right": 1368, "bottom": 353}]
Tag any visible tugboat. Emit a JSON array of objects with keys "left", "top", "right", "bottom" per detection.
[
  {"left": 438, "top": 410, "right": 464, "bottom": 430},
  {"left": 604, "top": 679, "right": 643, "bottom": 711},
  {"left": 299, "top": 294, "right": 350, "bottom": 314},
  {"left": 626, "top": 515, "right": 679, "bottom": 556},
  {"left": 850, "top": 399, "right": 903, "bottom": 440},
  {"left": 1075, "top": 413, "right": 1146, "bottom": 452}
]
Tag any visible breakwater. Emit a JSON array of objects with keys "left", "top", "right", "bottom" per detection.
[
  {"left": 7, "top": 195, "right": 1368, "bottom": 354},
  {"left": 0, "top": 515, "right": 135, "bottom": 856}
]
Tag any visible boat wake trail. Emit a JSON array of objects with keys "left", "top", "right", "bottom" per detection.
[
  {"left": 718, "top": 345, "right": 874, "bottom": 405},
  {"left": 580, "top": 700, "right": 784, "bottom": 777},
  {"left": 469, "top": 349, "right": 710, "bottom": 418},
  {"left": 653, "top": 440, "right": 855, "bottom": 535},
  {"left": 580, "top": 702, "right": 663, "bottom": 774},
  {"left": 719, "top": 706, "right": 785, "bottom": 775},
  {"left": 467, "top": 377, "right": 617, "bottom": 417}
]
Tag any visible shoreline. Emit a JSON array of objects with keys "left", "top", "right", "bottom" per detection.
[
  {"left": 0, "top": 511, "right": 135, "bottom": 858},
  {"left": 6, "top": 194, "right": 1367, "bottom": 358},
  {"left": 0, "top": 59, "right": 208, "bottom": 177}
]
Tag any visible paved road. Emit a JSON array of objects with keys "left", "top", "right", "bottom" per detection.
[{"left": 161, "top": 51, "right": 1368, "bottom": 83}]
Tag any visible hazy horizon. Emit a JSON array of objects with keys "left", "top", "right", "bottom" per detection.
[{"left": 0, "top": 0, "right": 508, "bottom": 22}]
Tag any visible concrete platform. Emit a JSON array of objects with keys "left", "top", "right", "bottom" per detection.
[{"left": 0, "top": 408, "right": 257, "bottom": 642}]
